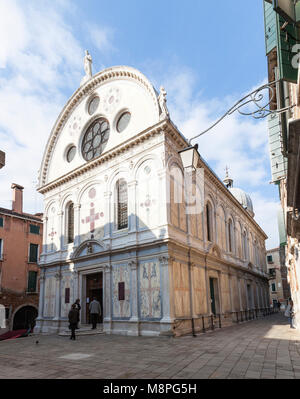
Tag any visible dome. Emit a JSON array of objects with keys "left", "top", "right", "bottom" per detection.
[{"left": 229, "top": 187, "right": 254, "bottom": 217}]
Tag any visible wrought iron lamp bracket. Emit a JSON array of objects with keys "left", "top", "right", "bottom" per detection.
[{"left": 189, "top": 79, "right": 295, "bottom": 145}]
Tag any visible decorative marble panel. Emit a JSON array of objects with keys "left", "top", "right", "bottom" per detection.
[
  {"left": 192, "top": 267, "right": 207, "bottom": 314},
  {"left": 43, "top": 277, "right": 56, "bottom": 317},
  {"left": 136, "top": 161, "right": 159, "bottom": 230},
  {"left": 173, "top": 262, "right": 190, "bottom": 317},
  {"left": 139, "top": 261, "right": 161, "bottom": 319},
  {"left": 47, "top": 205, "right": 59, "bottom": 252},
  {"left": 61, "top": 275, "right": 72, "bottom": 317},
  {"left": 112, "top": 264, "right": 131, "bottom": 318},
  {"left": 80, "top": 184, "right": 105, "bottom": 241}
]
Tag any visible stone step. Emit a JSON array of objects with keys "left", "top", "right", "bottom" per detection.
[{"left": 59, "top": 325, "right": 104, "bottom": 336}]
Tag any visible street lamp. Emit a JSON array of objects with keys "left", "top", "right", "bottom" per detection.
[{"left": 178, "top": 144, "right": 200, "bottom": 170}]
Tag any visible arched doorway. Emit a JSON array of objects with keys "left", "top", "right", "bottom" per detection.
[{"left": 13, "top": 306, "right": 38, "bottom": 331}]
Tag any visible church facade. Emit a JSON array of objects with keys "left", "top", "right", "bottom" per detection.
[{"left": 35, "top": 61, "right": 270, "bottom": 336}]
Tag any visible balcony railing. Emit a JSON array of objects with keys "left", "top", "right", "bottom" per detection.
[{"left": 173, "top": 307, "right": 279, "bottom": 335}]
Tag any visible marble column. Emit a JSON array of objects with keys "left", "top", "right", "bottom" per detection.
[
  {"left": 103, "top": 191, "right": 112, "bottom": 239},
  {"left": 36, "top": 271, "right": 45, "bottom": 320},
  {"left": 129, "top": 260, "right": 139, "bottom": 322},
  {"left": 159, "top": 256, "right": 174, "bottom": 323},
  {"left": 103, "top": 264, "right": 112, "bottom": 333},
  {"left": 127, "top": 180, "right": 137, "bottom": 233},
  {"left": 157, "top": 170, "right": 168, "bottom": 232},
  {"left": 72, "top": 270, "right": 79, "bottom": 304},
  {"left": 57, "top": 211, "right": 64, "bottom": 250},
  {"left": 238, "top": 277, "right": 243, "bottom": 311},
  {"left": 73, "top": 203, "right": 81, "bottom": 247},
  {"left": 205, "top": 263, "right": 211, "bottom": 314},
  {"left": 41, "top": 216, "right": 48, "bottom": 255},
  {"left": 53, "top": 271, "right": 62, "bottom": 321}
]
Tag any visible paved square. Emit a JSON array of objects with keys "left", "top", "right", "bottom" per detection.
[
  {"left": 59, "top": 353, "right": 92, "bottom": 360},
  {"left": 1, "top": 313, "right": 300, "bottom": 379}
]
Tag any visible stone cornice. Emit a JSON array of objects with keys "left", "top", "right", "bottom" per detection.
[{"left": 38, "top": 120, "right": 167, "bottom": 194}]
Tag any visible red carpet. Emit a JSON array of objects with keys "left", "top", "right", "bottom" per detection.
[{"left": 0, "top": 329, "right": 28, "bottom": 341}]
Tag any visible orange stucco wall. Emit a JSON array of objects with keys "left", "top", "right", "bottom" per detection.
[{"left": 0, "top": 214, "right": 43, "bottom": 293}]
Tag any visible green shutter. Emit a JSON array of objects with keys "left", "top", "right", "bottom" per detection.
[
  {"left": 29, "top": 244, "right": 38, "bottom": 262},
  {"left": 27, "top": 271, "right": 37, "bottom": 292},
  {"left": 263, "top": 1, "right": 298, "bottom": 82},
  {"left": 29, "top": 224, "right": 40, "bottom": 235},
  {"left": 277, "top": 206, "right": 287, "bottom": 245},
  {"left": 264, "top": 1, "right": 278, "bottom": 54},
  {"left": 268, "top": 113, "right": 288, "bottom": 182},
  {"left": 0, "top": 217, "right": 3, "bottom": 228},
  {"left": 277, "top": 13, "right": 298, "bottom": 83}
]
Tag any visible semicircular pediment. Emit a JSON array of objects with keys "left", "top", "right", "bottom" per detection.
[
  {"left": 72, "top": 239, "right": 109, "bottom": 259},
  {"left": 39, "top": 66, "right": 161, "bottom": 188}
]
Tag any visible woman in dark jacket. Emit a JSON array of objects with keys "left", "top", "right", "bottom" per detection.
[{"left": 68, "top": 304, "right": 79, "bottom": 340}]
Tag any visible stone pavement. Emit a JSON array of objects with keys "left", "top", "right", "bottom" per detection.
[{"left": 1, "top": 313, "right": 300, "bottom": 379}]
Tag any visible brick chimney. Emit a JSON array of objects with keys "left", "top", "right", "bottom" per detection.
[{"left": 11, "top": 183, "right": 24, "bottom": 214}]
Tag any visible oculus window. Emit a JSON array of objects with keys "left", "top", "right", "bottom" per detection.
[
  {"left": 117, "top": 112, "right": 131, "bottom": 133},
  {"left": 82, "top": 118, "right": 110, "bottom": 161},
  {"left": 88, "top": 96, "right": 100, "bottom": 115},
  {"left": 66, "top": 146, "right": 76, "bottom": 163}
]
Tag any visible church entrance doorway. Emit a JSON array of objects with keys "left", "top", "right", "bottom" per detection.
[{"left": 86, "top": 272, "right": 103, "bottom": 324}]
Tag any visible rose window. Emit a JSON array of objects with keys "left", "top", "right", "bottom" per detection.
[{"left": 81, "top": 118, "right": 110, "bottom": 161}]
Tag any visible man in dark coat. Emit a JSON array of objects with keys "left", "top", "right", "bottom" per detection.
[
  {"left": 89, "top": 297, "right": 101, "bottom": 329},
  {"left": 68, "top": 304, "right": 79, "bottom": 340}
]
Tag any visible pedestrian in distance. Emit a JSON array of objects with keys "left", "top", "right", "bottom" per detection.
[
  {"left": 284, "top": 298, "right": 296, "bottom": 329},
  {"left": 74, "top": 298, "right": 81, "bottom": 329},
  {"left": 68, "top": 304, "right": 79, "bottom": 340},
  {"left": 89, "top": 297, "right": 101, "bottom": 330}
]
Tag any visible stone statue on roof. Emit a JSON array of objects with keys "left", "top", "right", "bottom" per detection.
[
  {"left": 158, "top": 86, "right": 169, "bottom": 121},
  {"left": 80, "top": 50, "right": 93, "bottom": 86},
  {"left": 84, "top": 50, "right": 93, "bottom": 78}
]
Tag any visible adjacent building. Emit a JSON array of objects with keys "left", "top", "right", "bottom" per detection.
[
  {"left": 34, "top": 60, "right": 270, "bottom": 336},
  {"left": 266, "top": 247, "right": 290, "bottom": 307},
  {"left": 263, "top": 0, "right": 300, "bottom": 327},
  {"left": 0, "top": 184, "right": 43, "bottom": 333}
]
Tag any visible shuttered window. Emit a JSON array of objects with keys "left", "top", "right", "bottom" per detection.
[
  {"left": 29, "top": 224, "right": 40, "bottom": 235},
  {"left": 27, "top": 271, "right": 37, "bottom": 292},
  {"left": 117, "top": 179, "right": 128, "bottom": 230},
  {"left": 29, "top": 243, "right": 38, "bottom": 263}
]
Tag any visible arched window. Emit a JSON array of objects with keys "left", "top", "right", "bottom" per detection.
[
  {"left": 116, "top": 179, "right": 128, "bottom": 230},
  {"left": 66, "top": 202, "right": 74, "bottom": 243},
  {"left": 206, "top": 202, "right": 213, "bottom": 242},
  {"left": 228, "top": 219, "right": 233, "bottom": 252}
]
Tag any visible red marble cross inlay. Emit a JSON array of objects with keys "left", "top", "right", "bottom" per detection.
[
  {"left": 48, "top": 228, "right": 57, "bottom": 241},
  {"left": 81, "top": 203, "right": 104, "bottom": 233}
]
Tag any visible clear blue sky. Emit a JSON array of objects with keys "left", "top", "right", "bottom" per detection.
[{"left": 0, "top": 0, "right": 279, "bottom": 248}]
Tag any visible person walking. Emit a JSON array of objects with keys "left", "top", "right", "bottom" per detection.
[
  {"left": 285, "top": 298, "right": 296, "bottom": 329},
  {"left": 74, "top": 298, "right": 81, "bottom": 329},
  {"left": 68, "top": 304, "right": 79, "bottom": 340},
  {"left": 89, "top": 297, "right": 101, "bottom": 330}
]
